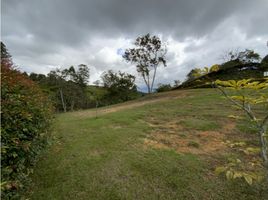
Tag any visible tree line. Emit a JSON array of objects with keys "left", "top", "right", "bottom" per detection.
[{"left": 27, "top": 66, "right": 141, "bottom": 112}]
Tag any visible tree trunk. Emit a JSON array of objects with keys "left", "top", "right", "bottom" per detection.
[
  {"left": 147, "top": 75, "right": 151, "bottom": 93},
  {"left": 59, "top": 89, "right": 66, "bottom": 112},
  {"left": 150, "top": 65, "right": 157, "bottom": 93},
  {"left": 142, "top": 73, "right": 150, "bottom": 94},
  {"left": 95, "top": 101, "right": 99, "bottom": 119},
  {"left": 71, "top": 100, "right": 75, "bottom": 112},
  {"left": 147, "top": 84, "right": 151, "bottom": 94},
  {"left": 259, "top": 127, "right": 268, "bottom": 168}
]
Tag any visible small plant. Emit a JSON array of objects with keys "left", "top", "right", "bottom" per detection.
[
  {"left": 187, "top": 141, "right": 200, "bottom": 148},
  {"left": 215, "top": 158, "right": 264, "bottom": 185},
  {"left": 156, "top": 83, "right": 172, "bottom": 93},
  {"left": 179, "top": 133, "right": 187, "bottom": 138},
  {"left": 214, "top": 79, "right": 268, "bottom": 184},
  {"left": 215, "top": 79, "right": 268, "bottom": 166}
]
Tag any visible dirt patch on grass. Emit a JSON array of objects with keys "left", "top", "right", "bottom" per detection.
[
  {"left": 107, "top": 125, "right": 124, "bottom": 129},
  {"left": 222, "top": 121, "right": 236, "bottom": 132},
  {"left": 51, "top": 145, "right": 63, "bottom": 153},
  {"left": 144, "top": 138, "right": 170, "bottom": 150},
  {"left": 146, "top": 120, "right": 184, "bottom": 132},
  {"left": 144, "top": 129, "right": 227, "bottom": 155},
  {"left": 88, "top": 149, "right": 103, "bottom": 157},
  {"left": 143, "top": 118, "right": 240, "bottom": 155}
]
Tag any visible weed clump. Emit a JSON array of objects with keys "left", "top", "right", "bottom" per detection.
[{"left": 187, "top": 141, "right": 200, "bottom": 148}]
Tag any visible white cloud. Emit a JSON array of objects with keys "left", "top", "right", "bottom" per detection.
[
  {"left": 2, "top": 0, "right": 268, "bottom": 91},
  {"left": 13, "top": 30, "right": 268, "bottom": 90}
]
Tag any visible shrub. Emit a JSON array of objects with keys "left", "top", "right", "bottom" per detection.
[
  {"left": 156, "top": 83, "right": 172, "bottom": 93},
  {"left": 1, "top": 63, "right": 54, "bottom": 199}
]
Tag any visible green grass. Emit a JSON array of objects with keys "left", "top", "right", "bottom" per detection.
[
  {"left": 26, "top": 89, "right": 268, "bottom": 199},
  {"left": 180, "top": 118, "right": 220, "bottom": 131}
]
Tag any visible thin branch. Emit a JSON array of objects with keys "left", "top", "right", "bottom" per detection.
[
  {"left": 216, "top": 85, "right": 259, "bottom": 126},
  {"left": 262, "top": 114, "right": 268, "bottom": 128},
  {"left": 150, "top": 65, "right": 157, "bottom": 93},
  {"left": 216, "top": 83, "right": 268, "bottom": 168},
  {"left": 150, "top": 51, "right": 158, "bottom": 92}
]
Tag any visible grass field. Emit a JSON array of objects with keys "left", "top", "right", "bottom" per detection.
[{"left": 26, "top": 89, "right": 268, "bottom": 199}]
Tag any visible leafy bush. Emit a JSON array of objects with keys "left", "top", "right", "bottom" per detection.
[
  {"left": 1, "top": 63, "right": 54, "bottom": 199},
  {"left": 101, "top": 70, "right": 140, "bottom": 104},
  {"left": 156, "top": 83, "right": 172, "bottom": 93}
]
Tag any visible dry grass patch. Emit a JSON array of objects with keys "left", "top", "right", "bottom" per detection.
[
  {"left": 144, "top": 130, "right": 228, "bottom": 155},
  {"left": 143, "top": 118, "right": 240, "bottom": 155}
]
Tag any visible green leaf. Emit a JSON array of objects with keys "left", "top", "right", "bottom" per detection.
[
  {"left": 12, "top": 153, "right": 18, "bottom": 158},
  {"left": 244, "top": 174, "right": 253, "bottom": 185},
  {"left": 226, "top": 170, "right": 233, "bottom": 180},
  {"left": 244, "top": 147, "right": 260, "bottom": 155},
  {"left": 257, "top": 175, "right": 264, "bottom": 182},
  {"left": 1, "top": 181, "right": 7, "bottom": 188},
  {"left": 233, "top": 171, "right": 243, "bottom": 179},
  {"left": 215, "top": 166, "right": 227, "bottom": 175}
]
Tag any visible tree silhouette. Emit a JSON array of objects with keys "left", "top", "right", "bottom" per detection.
[{"left": 123, "top": 34, "right": 167, "bottom": 93}]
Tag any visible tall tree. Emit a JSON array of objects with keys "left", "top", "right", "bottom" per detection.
[
  {"left": 75, "top": 64, "right": 90, "bottom": 87},
  {"left": 29, "top": 65, "right": 91, "bottom": 112},
  {"left": 123, "top": 34, "right": 167, "bottom": 93},
  {"left": 174, "top": 80, "right": 181, "bottom": 87},
  {"left": 47, "top": 66, "right": 90, "bottom": 112},
  {"left": 1, "top": 42, "right": 13, "bottom": 66},
  {"left": 47, "top": 69, "right": 67, "bottom": 112}
]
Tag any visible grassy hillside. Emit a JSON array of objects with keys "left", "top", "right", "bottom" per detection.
[{"left": 26, "top": 89, "right": 267, "bottom": 199}]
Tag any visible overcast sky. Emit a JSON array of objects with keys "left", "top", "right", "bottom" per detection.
[{"left": 2, "top": 0, "right": 268, "bottom": 90}]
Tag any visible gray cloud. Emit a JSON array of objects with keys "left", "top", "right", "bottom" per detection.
[{"left": 2, "top": 0, "right": 268, "bottom": 89}]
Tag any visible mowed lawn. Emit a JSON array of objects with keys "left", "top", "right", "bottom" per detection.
[{"left": 27, "top": 89, "right": 268, "bottom": 200}]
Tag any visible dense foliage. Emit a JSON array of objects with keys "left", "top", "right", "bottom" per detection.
[
  {"left": 155, "top": 83, "right": 172, "bottom": 93},
  {"left": 1, "top": 62, "right": 54, "bottom": 198},
  {"left": 101, "top": 70, "right": 139, "bottom": 103},
  {"left": 29, "top": 65, "right": 90, "bottom": 112},
  {"left": 29, "top": 67, "right": 142, "bottom": 111}
]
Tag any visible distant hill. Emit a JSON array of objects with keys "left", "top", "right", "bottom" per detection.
[{"left": 176, "top": 57, "right": 268, "bottom": 89}]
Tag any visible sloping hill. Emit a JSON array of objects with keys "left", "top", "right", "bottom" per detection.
[
  {"left": 26, "top": 89, "right": 267, "bottom": 199},
  {"left": 64, "top": 89, "right": 189, "bottom": 119},
  {"left": 177, "top": 61, "right": 267, "bottom": 89}
]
